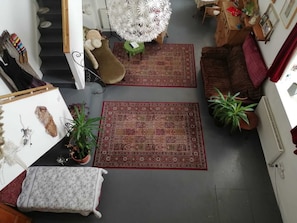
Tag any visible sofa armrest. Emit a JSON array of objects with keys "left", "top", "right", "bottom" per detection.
[{"left": 201, "top": 46, "right": 230, "bottom": 59}]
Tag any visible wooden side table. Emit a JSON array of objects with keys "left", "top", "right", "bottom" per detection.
[
  {"left": 0, "top": 203, "right": 31, "bottom": 223},
  {"left": 215, "top": 2, "right": 251, "bottom": 46},
  {"left": 244, "top": 17, "right": 265, "bottom": 41},
  {"left": 123, "top": 41, "right": 145, "bottom": 60}
]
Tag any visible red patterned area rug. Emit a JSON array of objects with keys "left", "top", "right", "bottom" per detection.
[
  {"left": 93, "top": 101, "right": 207, "bottom": 170},
  {"left": 113, "top": 42, "right": 197, "bottom": 88}
]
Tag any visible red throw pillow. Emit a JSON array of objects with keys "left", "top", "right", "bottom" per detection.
[
  {"left": 0, "top": 171, "right": 26, "bottom": 206},
  {"left": 242, "top": 34, "right": 268, "bottom": 88},
  {"left": 227, "top": 6, "right": 242, "bottom": 16}
]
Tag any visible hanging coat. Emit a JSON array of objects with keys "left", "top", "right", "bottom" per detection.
[{"left": 0, "top": 49, "right": 46, "bottom": 91}]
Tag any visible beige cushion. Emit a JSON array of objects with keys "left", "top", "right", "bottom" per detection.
[
  {"left": 92, "top": 38, "right": 102, "bottom": 48},
  {"left": 84, "top": 37, "right": 103, "bottom": 70},
  {"left": 86, "top": 30, "right": 103, "bottom": 40},
  {"left": 84, "top": 40, "right": 99, "bottom": 69},
  {"left": 85, "top": 39, "right": 95, "bottom": 51}
]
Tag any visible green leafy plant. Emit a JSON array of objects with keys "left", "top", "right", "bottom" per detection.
[
  {"left": 208, "top": 88, "right": 257, "bottom": 132},
  {"left": 66, "top": 104, "right": 102, "bottom": 160},
  {"left": 242, "top": 1, "right": 255, "bottom": 17}
]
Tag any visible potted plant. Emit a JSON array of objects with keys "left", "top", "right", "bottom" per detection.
[
  {"left": 242, "top": 1, "right": 255, "bottom": 17},
  {"left": 66, "top": 104, "right": 102, "bottom": 165},
  {"left": 208, "top": 88, "right": 258, "bottom": 132}
]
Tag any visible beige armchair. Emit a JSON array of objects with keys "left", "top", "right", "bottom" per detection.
[{"left": 84, "top": 29, "right": 125, "bottom": 84}]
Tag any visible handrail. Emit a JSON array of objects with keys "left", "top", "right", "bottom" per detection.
[
  {"left": 0, "top": 84, "right": 55, "bottom": 104},
  {"left": 61, "top": 0, "right": 70, "bottom": 53}
]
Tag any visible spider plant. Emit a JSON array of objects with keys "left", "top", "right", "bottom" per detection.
[
  {"left": 208, "top": 88, "right": 257, "bottom": 132},
  {"left": 66, "top": 104, "right": 102, "bottom": 161}
]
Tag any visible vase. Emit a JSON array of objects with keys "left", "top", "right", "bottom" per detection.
[
  {"left": 239, "top": 111, "right": 258, "bottom": 130},
  {"left": 248, "top": 15, "right": 258, "bottom": 25},
  {"left": 71, "top": 153, "right": 91, "bottom": 165}
]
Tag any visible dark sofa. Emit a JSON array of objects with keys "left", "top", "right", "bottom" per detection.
[{"left": 200, "top": 33, "right": 268, "bottom": 104}]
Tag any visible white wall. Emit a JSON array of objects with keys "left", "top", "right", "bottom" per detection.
[
  {"left": 0, "top": 0, "right": 41, "bottom": 95},
  {"left": 82, "top": 0, "right": 112, "bottom": 31},
  {"left": 82, "top": 0, "right": 101, "bottom": 29},
  {"left": 256, "top": 3, "right": 297, "bottom": 223},
  {"left": 0, "top": 0, "right": 297, "bottom": 221},
  {"left": 258, "top": 0, "right": 297, "bottom": 129},
  {"left": 65, "top": 0, "right": 85, "bottom": 89},
  {"left": 260, "top": 79, "right": 297, "bottom": 223},
  {"left": 0, "top": 88, "right": 73, "bottom": 190},
  {"left": 0, "top": 0, "right": 85, "bottom": 93},
  {"left": 257, "top": 1, "right": 297, "bottom": 67},
  {"left": 1, "top": 1, "right": 295, "bottom": 94}
]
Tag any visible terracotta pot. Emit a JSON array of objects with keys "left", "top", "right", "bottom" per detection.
[
  {"left": 71, "top": 153, "right": 91, "bottom": 165},
  {"left": 239, "top": 111, "right": 258, "bottom": 130}
]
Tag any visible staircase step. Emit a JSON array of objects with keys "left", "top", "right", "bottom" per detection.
[
  {"left": 36, "top": 0, "right": 73, "bottom": 87},
  {"left": 42, "top": 69, "right": 73, "bottom": 81},
  {"left": 41, "top": 58, "right": 69, "bottom": 70},
  {"left": 39, "top": 39, "right": 63, "bottom": 50},
  {"left": 39, "top": 27, "right": 62, "bottom": 36},
  {"left": 42, "top": 69, "right": 75, "bottom": 89},
  {"left": 38, "top": 18, "right": 62, "bottom": 29},
  {"left": 37, "top": 0, "right": 62, "bottom": 9},
  {"left": 39, "top": 33, "right": 62, "bottom": 44},
  {"left": 37, "top": 2, "right": 62, "bottom": 29},
  {"left": 40, "top": 48, "right": 64, "bottom": 57},
  {"left": 37, "top": 7, "right": 61, "bottom": 16},
  {"left": 42, "top": 69, "right": 73, "bottom": 78},
  {"left": 40, "top": 54, "right": 69, "bottom": 65}
]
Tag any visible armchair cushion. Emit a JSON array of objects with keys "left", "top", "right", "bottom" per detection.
[{"left": 200, "top": 50, "right": 231, "bottom": 98}]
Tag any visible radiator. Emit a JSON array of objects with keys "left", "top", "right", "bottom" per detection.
[{"left": 255, "top": 96, "right": 284, "bottom": 166}]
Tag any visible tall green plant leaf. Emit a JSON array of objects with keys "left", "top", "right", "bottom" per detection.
[{"left": 208, "top": 88, "right": 257, "bottom": 132}]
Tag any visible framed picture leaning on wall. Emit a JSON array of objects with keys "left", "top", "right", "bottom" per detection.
[
  {"left": 280, "top": 0, "right": 297, "bottom": 28},
  {"left": 261, "top": 19, "right": 273, "bottom": 38},
  {"left": 259, "top": 13, "right": 268, "bottom": 26}
]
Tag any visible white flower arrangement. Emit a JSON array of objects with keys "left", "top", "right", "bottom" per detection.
[
  {"left": 107, "top": 0, "right": 172, "bottom": 42},
  {"left": 0, "top": 106, "right": 27, "bottom": 175}
]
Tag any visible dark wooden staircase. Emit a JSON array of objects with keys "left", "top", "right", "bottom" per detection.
[{"left": 36, "top": 0, "right": 75, "bottom": 87}]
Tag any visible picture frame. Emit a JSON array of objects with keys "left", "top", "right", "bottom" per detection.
[
  {"left": 259, "top": 13, "right": 268, "bottom": 26},
  {"left": 265, "top": 3, "right": 279, "bottom": 26},
  {"left": 280, "top": 0, "right": 297, "bottom": 29},
  {"left": 233, "top": 0, "right": 239, "bottom": 8},
  {"left": 261, "top": 19, "right": 273, "bottom": 38},
  {"left": 259, "top": 3, "right": 279, "bottom": 43}
]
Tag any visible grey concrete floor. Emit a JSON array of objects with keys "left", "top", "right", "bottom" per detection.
[{"left": 29, "top": 0, "right": 282, "bottom": 222}]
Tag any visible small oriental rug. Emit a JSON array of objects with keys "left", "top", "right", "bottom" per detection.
[
  {"left": 113, "top": 43, "right": 197, "bottom": 88},
  {"left": 93, "top": 101, "right": 207, "bottom": 170}
]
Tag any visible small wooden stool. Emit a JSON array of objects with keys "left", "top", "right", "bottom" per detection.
[{"left": 123, "top": 41, "right": 145, "bottom": 60}]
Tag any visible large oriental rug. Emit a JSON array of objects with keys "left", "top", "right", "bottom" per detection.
[
  {"left": 93, "top": 101, "right": 207, "bottom": 170},
  {"left": 112, "top": 43, "right": 197, "bottom": 88}
]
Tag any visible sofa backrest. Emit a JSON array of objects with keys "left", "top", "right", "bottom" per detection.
[{"left": 228, "top": 45, "right": 261, "bottom": 100}]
